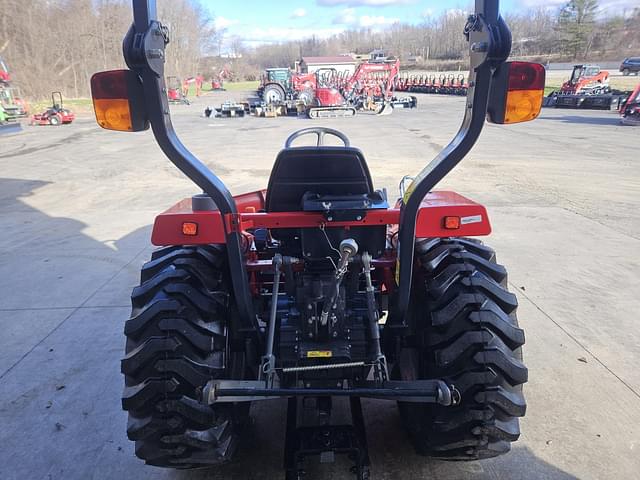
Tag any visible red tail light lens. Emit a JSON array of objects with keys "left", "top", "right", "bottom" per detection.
[
  {"left": 507, "top": 62, "right": 545, "bottom": 91},
  {"left": 91, "top": 70, "right": 129, "bottom": 99}
]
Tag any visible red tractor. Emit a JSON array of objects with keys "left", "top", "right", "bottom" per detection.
[
  {"left": 91, "top": 0, "right": 544, "bottom": 477},
  {"left": 259, "top": 67, "right": 317, "bottom": 105},
  {"left": 166, "top": 76, "right": 190, "bottom": 105},
  {"left": 302, "top": 60, "right": 399, "bottom": 117},
  {"left": 261, "top": 60, "right": 404, "bottom": 118},
  {"left": 211, "top": 66, "right": 232, "bottom": 91},
  {"left": 560, "top": 64, "right": 610, "bottom": 95},
  {"left": 30, "top": 92, "right": 75, "bottom": 126}
]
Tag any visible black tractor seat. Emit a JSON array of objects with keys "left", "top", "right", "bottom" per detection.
[
  {"left": 264, "top": 129, "right": 387, "bottom": 260},
  {"left": 265, "top": 145, "right": 375, "bottom": 213}
]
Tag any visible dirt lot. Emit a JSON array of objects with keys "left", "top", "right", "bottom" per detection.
[{"left": 0, "top": 92, "right": 639, "bottom": 480}]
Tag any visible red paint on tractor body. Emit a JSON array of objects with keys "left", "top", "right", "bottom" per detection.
[{"left": 151, "top": 190, "right": 491, "bottom": 247}]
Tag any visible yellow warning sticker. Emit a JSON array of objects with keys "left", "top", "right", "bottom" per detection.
[{"left": 306, "top": 350, "right": 333, "bottom": 358}]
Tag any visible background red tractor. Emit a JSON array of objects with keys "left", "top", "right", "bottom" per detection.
[
  {"left": 166, "top": 76, "right": 190, "bottom": 105},
  {"left": 30, "top": 92, "right": 75, "bottom": 126},
  {"left": 211, "top": 66, "right": 232, "bottom": 91}
]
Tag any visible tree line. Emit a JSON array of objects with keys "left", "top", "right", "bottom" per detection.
[
  {"left": 0, "top": 0, "right": 638, "bottom": 99},
  {"left": 0, "top": 0, "right": 216, "bottom": 99},
  {"left": 242, "top": 1, "right": 639, "bottom": 73}
]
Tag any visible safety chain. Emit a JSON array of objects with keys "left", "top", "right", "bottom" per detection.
[
  {"left": 157, "top": 22, "right": 170, "bottom": 45},
  {"left": 463, "top": 14, "right": 480, "bottom": 41}
]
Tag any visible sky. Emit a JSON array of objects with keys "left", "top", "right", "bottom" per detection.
[{"left": 202, "top": 0, "right": 639, "bottom": 49}]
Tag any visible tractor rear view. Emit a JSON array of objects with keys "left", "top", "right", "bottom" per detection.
[{"left": 91, "top": 0, "right": 544, "bottom": 478}]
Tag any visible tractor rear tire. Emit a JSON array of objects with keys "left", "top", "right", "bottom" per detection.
[
  {"left": 49, "top": 114, "right": 61, "bottom": 126},
  {"left": 263, "top": 83, "right": 286, "bottom": 104},
  {"left": 298, "top": 88, "right": 315, "bottom": 106},
  {"left": 396, "top": 238, "right": 527, "bottom": 460},
  {"left": 121, "top": 245, "right": 249, "bottom": 468}
]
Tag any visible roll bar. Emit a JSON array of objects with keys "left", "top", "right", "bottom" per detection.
[
  {"left": 121, "top": 0, "right": 511, "bottom": 337},
  {"left": 123, "top": 1, "right": 260, "bottom": 342},
  {"left": 394, "top": 0, "right": 511, "bottom": 327}
]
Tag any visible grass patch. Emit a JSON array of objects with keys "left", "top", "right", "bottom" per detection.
[
  {"left": 543, "top": 71, "right": 638, "bottom": 95},
  {"left": 30, "top": 97, "right": 93, "bottom": 114},
  {"left": 544, "top": 85, "right": 559, "bottom": 96},
  {"left": 222, "top": 81, "right": 260, "bottom": 92},
  {"left": 181, "top": 81, "right": 259, "bottom": 97}
]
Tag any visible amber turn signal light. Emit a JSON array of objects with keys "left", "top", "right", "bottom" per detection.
[
  {"left": 182, "top": 222, "right": 198, "bottom": 236},
  {"left": 90, "top": 69, "right": 149, "bottom": 132},
  {"left": 444, "top": 216, "right": 461, "bottom": 229},
  {"left": 487, "top": 62, "right": 546, "bottom": 125},
  {"left": 93, "top": 98, "right": 133, "bottom": 131}
]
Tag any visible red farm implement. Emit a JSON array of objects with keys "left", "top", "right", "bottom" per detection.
[{"left": 396, "top": 72, "right": 469, "bottom": 96}]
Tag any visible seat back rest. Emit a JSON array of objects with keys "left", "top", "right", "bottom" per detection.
[{"left": 265, "top": 146, "right": 374, "bottom": 212}]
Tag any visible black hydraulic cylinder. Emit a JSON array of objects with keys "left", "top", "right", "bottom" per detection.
[{"left": 362, "top": 253, "right": 382, "bottom": 360}]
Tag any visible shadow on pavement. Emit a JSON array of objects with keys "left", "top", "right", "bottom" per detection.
[
  {"left": 0, "top": 178, "right": 577, "bottom": 480},
  {"left": 172, "top": 398, "right": 578, "bottom": 480}
]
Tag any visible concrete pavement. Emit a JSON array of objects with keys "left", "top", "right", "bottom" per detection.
[{"left": 0, "top": 92, "right": 638, "bottom": 479}]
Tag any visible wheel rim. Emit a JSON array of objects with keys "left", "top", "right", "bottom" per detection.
[{"left": 265, "top": 88, "right": 283, "bottom": 104}]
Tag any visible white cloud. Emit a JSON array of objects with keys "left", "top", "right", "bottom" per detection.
[
  {"left": 444, "top": 8, "right": 467, "bottom": 18},
  {"left": 333, "top": 8, "right": 357, "bottom": 24},
  {"left": 333, "top": 8, "right": 398, "bottom": 27},
  {"left": 421, "top": 8, "right": 434, "bottom": 18},
  {"left": 520, "top": 0, "right": 638, "bottom": 13},
  {"left": 359, "top": 15, "right": 400, "bottom": 27},
  {"left": 291, "top": 8, "right": 307, "bottom": 18},
  {"left": 214, "top": 16, "right": 238, "bottom": 30},
  {"left": 242, "top": 26, "right": 346, "bottom": 44},
  {"left": 318, "top": 0, "right": 412, "bottom": 6}
]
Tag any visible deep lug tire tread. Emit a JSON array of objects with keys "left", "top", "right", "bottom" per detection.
[
  {"left": 122, "top": 245, "right": 246, "bottom": 468},
  {"left": 398, "top": 238, "right": 527, "bottom": 460}
]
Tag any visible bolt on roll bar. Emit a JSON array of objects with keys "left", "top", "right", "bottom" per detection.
[{"left": 123, "top": 0, "right": 260, "bottom": 343}]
